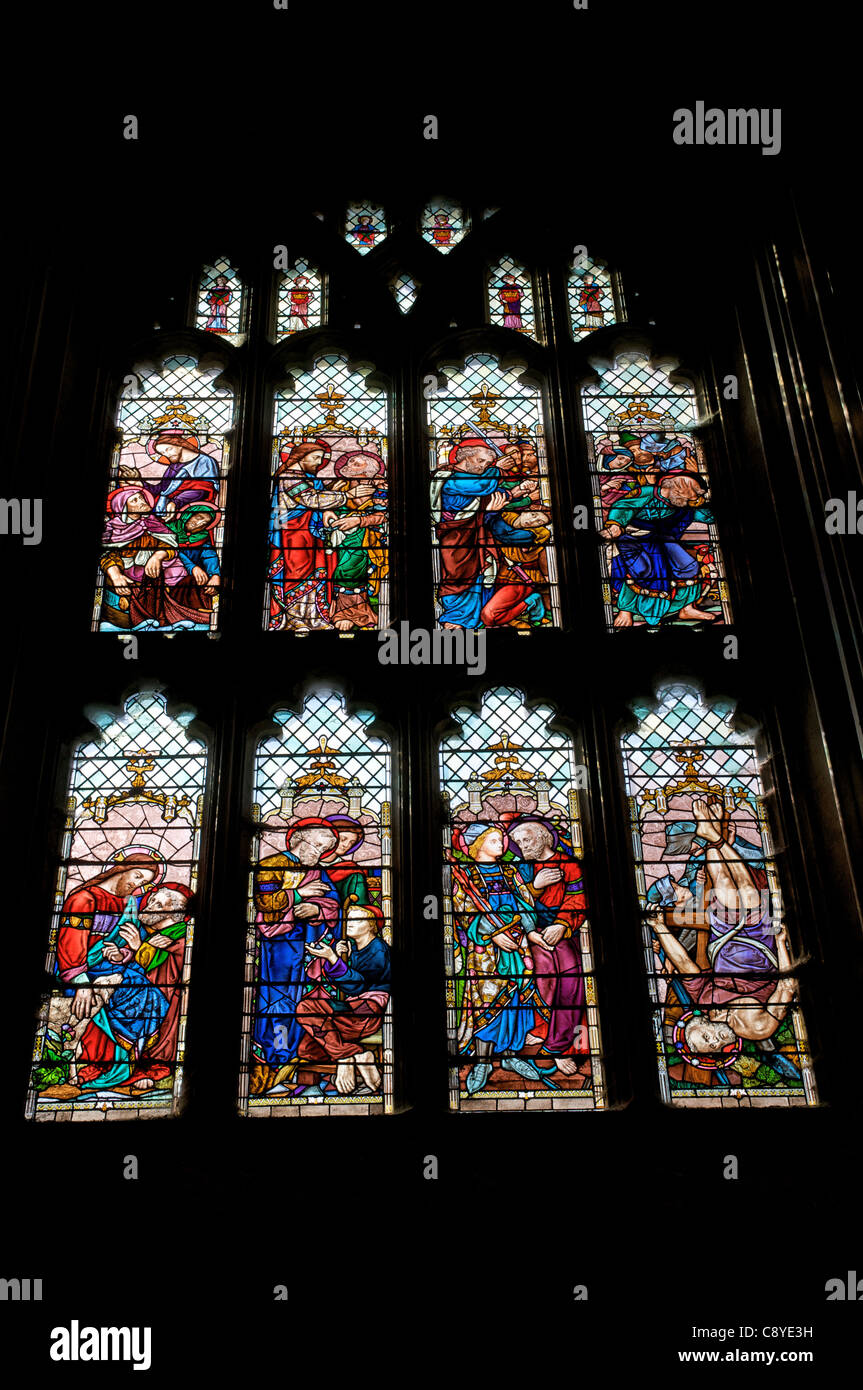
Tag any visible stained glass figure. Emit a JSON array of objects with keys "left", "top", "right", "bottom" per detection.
[
  {"left": 94, "top": 356, "right": 233, "bottom": 634},
  {"left": 428, "top": 354, "right": 560, "bottom": 630},
  {"left": 421, "top": 199, "right": 468, "bottom": 254},
  {"left": 276, "top": 259, "right": 323, "bottom": 338},
  {"left": 345, "top": 201, "right": 387, "bottom": 255},
  {"left": 582, "top": 353, "right": 731, "bottom": 629},
  {"left": 568, "top": 258, "right": 618, "bottom": 338},
  {"left": 440, "top": 687, "right": 604, "bottom": 1112},
  {"left": 195, "top": 257, "right": 245, "bottom": 345},
  {"left": 390, "top": 273, "right": 418, "bottom": 313},
  {"left": 621, "top": 683, "right": 817, "bottom": 1107},
  {"left": 488, "top": 256, "right": 538, "bottom": 338},
  {"left": 26, "top": 692, "right": 207, "bottom": 1121},
  {"left": 266, "top": 355, "right": 389, "bottom": 633},
  {"left": 241, "top": 691, "right": 393, "bottom": 1115}
]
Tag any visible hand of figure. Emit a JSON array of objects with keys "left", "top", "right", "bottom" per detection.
[
  {"left": 335, "top": 940, "right": 352, "bottom": 958},
  {"left": 527, "top": 930, "right": 547, "bottom": 948},
  {"left": 484, "top": 491, "right": 508, "bottom": 512},
  {"left": 298, "top": 881, "right": 327, "bottom": 897},
  {"left": 101, "top": 943, "right": 124, "bottom": 963},
  {"left": 108, "top": 565, "right": 131, "bottom": 596},
  {"left": 599, "top": 523, "right": 622, "bottom": 539},
  {"left": 203, "top": 574, "right": 220, "bottom": 595},
  {"left": 294, "top": 903, "right": 319, "bottom": 919},
  {"left": 72, "top": 988, "right": 96, "bottom": 1020},
  {"left": 192, "top": 565, "right": 209, "bottom": 586},
  {"left": 147, "top": 934, "right": 175, "bottom": 949},
  {"left": 543, "top": 924, "right": 566, "bottom": 948},
  {"left": 306, "top": 940, "right": 337, "bottom": 962},
  {"left": 144, "top": 552, "right": 165, "bottom": 579},
  {"left": 118, "top": 924, "right": 143, "bottom": 951},
  {"left": 337, "top": 515, "right": 364, "bottom": 531},
  {"left": 492, "top": 932, "right": 519, "bottom": 952},
  {"left": 533, "top": 866, "right": 563, "bottom": 890}
]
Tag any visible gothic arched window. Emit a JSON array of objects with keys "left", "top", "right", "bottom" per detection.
[
  {"left": 487, "top": 255, "right": 539, "bottom": 339},
  {"left": 28, "top": 691, "right": 209, "bottom": 1121},
  {"left": 620, "top": 683, "right": 817, "bottom": 1108},
  {"left": 195, "top": 257, "right": 247, "bottom": 345},
  {"left": 276, "top": 258, "right": 324, "bottom": 339}
]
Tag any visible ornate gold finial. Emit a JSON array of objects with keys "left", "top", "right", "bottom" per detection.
[
  {"left": 295, "top": 734, "right": 348, "bottom": 791},
  {"left": 126, "top": 750, "right": 155, "bottom": 788},
  {"left": 672, "top": 744, "right": 705, "bottom": 780},
  {"left": 481, "top": 734, "right": 533, "bottom": 784},
  {"left": 149, "top": 400, "right": 204, "bottom": 434},
  {"left": 314, "top": 387, "right": 346, "bottom": 429}
]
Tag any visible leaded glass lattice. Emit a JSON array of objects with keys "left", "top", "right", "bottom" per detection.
[
  {"left": 428, "top": 354, "right": 560, "bottom": 629},
  {"left": 421, "top": 199, "right": 468, "bottom": 254},
  {"left": 240, "top": 691, "right": 393, "bottom": 1115},
  {"left": 488, "top": 255, "right": 538, "bottom": 339},
  {"left": 582, "top": 353, "right": 731, "bottom": 629},
  {"left": 276, "top": 259, "right": 323, "bottom": 338},
  {"left": 440, "top": 687, "right": 605, "bottom": 1113},
  {"left": 195, "top": 257, "right": 245, "bottom": 345},
  {"left": 94, "top": 355, "right": 234, "bottom": 634},
  {"left": 344, "top": 201, "right": 387, "bottom": 255},
  {"left": 390, "top": 274, "right": 418, "bottom": 314},
  {"left": 266, "top": 355, "right": 389, "bottom": 632},
  {"left": 620, "top": 683, "right": 817, "bottom": 1108},
  {"left": 27, "top": 691, "right": 208, "bottom": 1121},
  {"left": 568, "top": 258, "right": 617, "bottom": 338}
]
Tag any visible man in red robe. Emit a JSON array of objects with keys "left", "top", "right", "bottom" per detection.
[
  {"left": 55, "top": 850, "right": 165, "bottom": 1090},
  {"left": 268, "top": 440, "right": 339, "bottom": 630}
]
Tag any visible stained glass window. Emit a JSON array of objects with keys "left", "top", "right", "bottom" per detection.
[
  {"left": 390, "top": 273, "right": 419, "bottom": 314},
  {"left": 421, "top": 198, "right": 468, "bottom": 254},
  {"left": 440, "top": 687, "right": 605, "bottom": 1112},
  {"left": 568, "top": 257, "right": 618, "bottom": 338},
  {"left": 94, "top": 355, "right": 234, "bottom": 634},
  {"left": 266, "top": 354, "right": 389, "bottom": 633},
  {"left": 488, "top": 255, "right": 538, "bottom": 339},
  {"left": 27, "top": 692, "right": 208, "bottom": 1121},
  {"left": 428, "top": 353, "right": 560, "bottom": 629},
  {"left": 241, "top": 691, "right": 393, "bottom": 1115},
  {"left": 195, "top": 257, "right": 246, "bottom": 345},
  {"left": 344, "top": 201, "right": 387, "bottom": 255},
  {"left": 276, "top": 259, "right": 323, "bottom": 339},
  {"left": 621, "top": 683, "right": 817, "bottom": 1108},
  {"left": 582, "top": 353, "right": 731, "bottom": 629}
]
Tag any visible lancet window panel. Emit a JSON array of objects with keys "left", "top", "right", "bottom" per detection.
[
  {"left": 567, "top": 257, "right": 620, "bottom": 339},
  {"left": 276, "top": 259, "right": 324, "bottom": 339},
  {"left": 194, "top": 257, "right": 246, "bottom": 346},
  {"left": 266, "top": 355, "right": 389, "bottom": 634},
  {"left": 487, "top": 255, "right": 540, "bottom": 340},
  {"left": 620, "top": 683, "right": 817, "bottom": 1109},
  {"left": 440, "top": 687, "right": 605, "bottom": 1114},
  {"left": 582, "top": 354, "right": 731, "bottom": 631},
  {"left": 27, "top": 692, "right": 208, "bottom": 1122},
  {"left": 344, "top": 201, "right": 388, "bottom": 255},
  {"left": 240, "top": 691, "right": 393, "bottom": 1116},
  {"left": 428, "top": 354, "right": 560, "bottom": 631},
  {"left": 94, "top": 355, "right": 234, "bottom": 635}
]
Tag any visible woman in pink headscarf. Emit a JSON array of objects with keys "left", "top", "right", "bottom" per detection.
[{"left": 99, "top": 485, "right": 215, "bottom": 630}]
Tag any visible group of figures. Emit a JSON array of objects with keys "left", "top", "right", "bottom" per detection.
[
  {"left": 432, "top": 432, "right": 554, "bottom": 628},
  {"left": 99, "top": 425, "right": 223, "bottom": 632},
  {"left": 249, "top": 813, "right": 389, "bottom": 1101},
  {"left": 595, "top": 425, "right": 724, "bottom": 627},
  {"left": 450, "top": 813, "right": 592, "bottom": 1098},
  {"left": 267, "top": 435, "right": 387, "bottom": 632},
  {"left": 34, "top": 848, "right": 191, "bottom": 1102},
  {"left": 644, "top": 795, "right": 806, "bottom": 1098}
]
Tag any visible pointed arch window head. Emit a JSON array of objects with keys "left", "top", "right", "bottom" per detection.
[
  {"left": 276, "top": 259, "right": 324, "bottom": 339},
  {"left": 428, "top": 353, "right": 560, "bottom": 630},
  {"left": 582, "top": 353, "right": 731, "bottom": 630},
  {"left": 568, "top": 256, "right": 621, "bottom": 338},
  {"left": 620, "top": 683, "right": 817, "bottom": 1108},
  {"left": 440, "top": 687, "right": 605, "bottom": 1112},
  {"left": 266, "top": 355, "right": 389, "bottom": 633},
  {"left": 27, "top": 691, "right": 208, "bottom": 1121},
  {"left": 95, "top": 355, "right": 234, "bottom": 635},
  {"left": 488, "top": 256, "right": 539, "bottom": 340},
  {"left": 344, "top": 201, "right": 387, "bottom": 255},
  {"left": 390, "top": 273, "right": 419, "bottom": 314},
  {"left": 241, "top": 690, "right": 393, "bottom": 1115},
  {"left": 195, "top": 258, "right": 246, "bottom": 345},
  {"left": 421, "top": 199, "right": 468, "bottom": 254}
]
